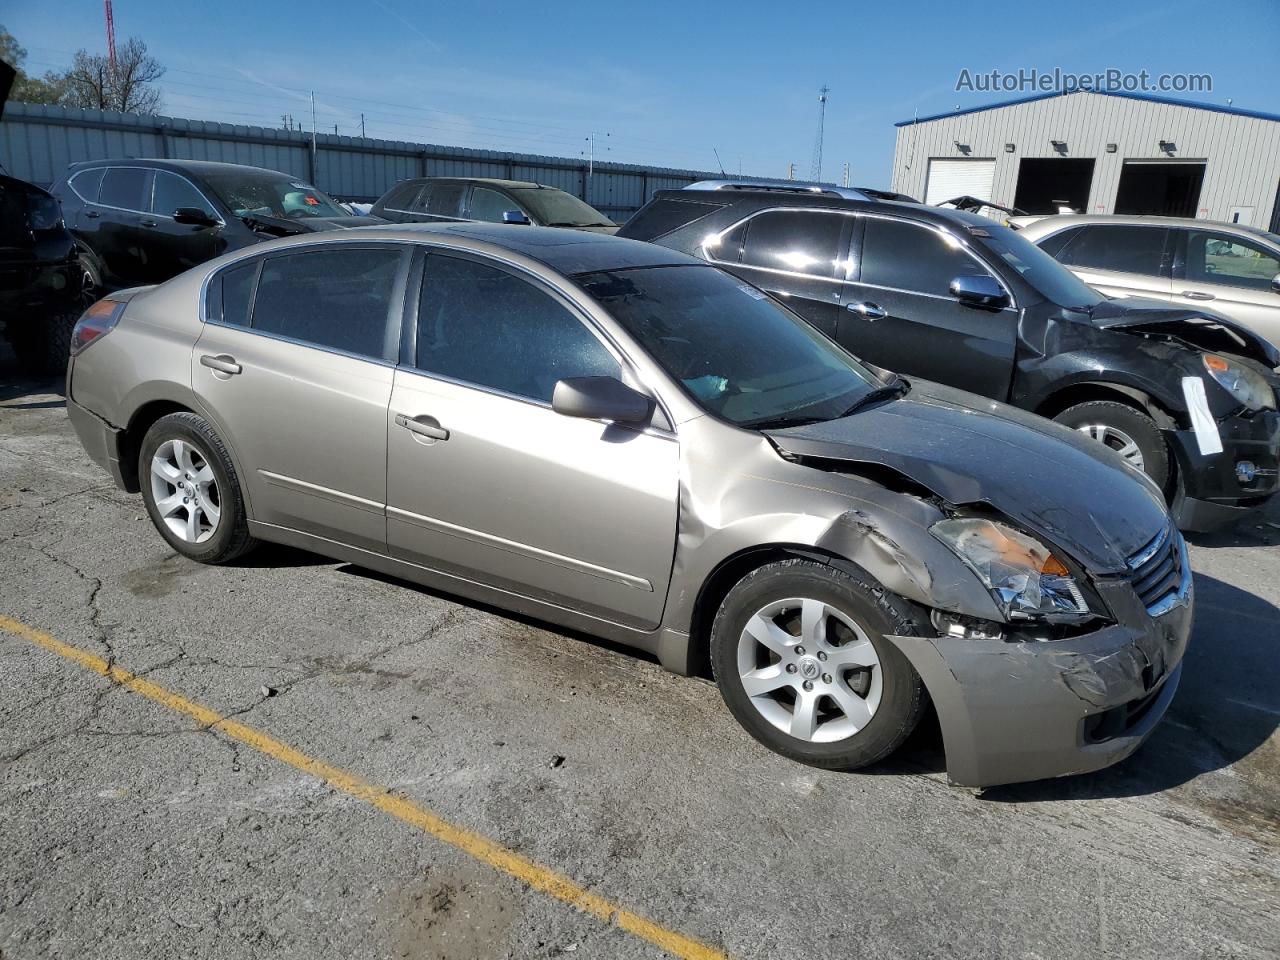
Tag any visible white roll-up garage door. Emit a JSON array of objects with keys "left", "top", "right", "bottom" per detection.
[{"left": 924, "top": 159, "right": 996, "bottom": 205}]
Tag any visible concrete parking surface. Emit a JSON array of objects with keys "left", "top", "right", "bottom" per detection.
[{"left": 2, "top": 357, "right": 1279, "bottom": 960}]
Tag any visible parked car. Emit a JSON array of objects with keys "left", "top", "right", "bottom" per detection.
[
  {"left": 1014, "top": 214, "right": 1280, "bottom": 349},
  {"left": 619, "top": 189, "right": 1280, "bottom": 531},
  {"left": 0, "top": 174, "right": 87, "bottom": 374},
  {"left": 371, "top": 177, "right": 617, "bottom": 233},
  {"left": 66, "top": 222, "right": 1191, "bottom": 788},
  {"left": 50, "top": 159, "right": 385, "bottom": 293}
]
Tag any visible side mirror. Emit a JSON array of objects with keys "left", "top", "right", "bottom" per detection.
[
  {"left": 950, "top": 274, "right": 1010, "bottom": 309},
  {"left": 552, "top": 376, "right": 653, "bottom": 424},
  {"left": 1271, "top": 273, "right": 1280, "bottom": 295},
  {"left": 502, "top": 209, "right": 532, "bottom": 225},
  {"left": 173, "top": 207, "right": 219, "bottom": 227}
]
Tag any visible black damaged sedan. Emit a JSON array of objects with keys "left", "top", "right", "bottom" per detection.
[{"left": 620, "top": 186, "right": 1280, "bottom": 530}]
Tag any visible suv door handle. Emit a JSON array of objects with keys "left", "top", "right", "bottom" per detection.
[
  {"left": 1180, "top": 290, "right": 1216, "bottom": 300},
  {"left": 200, "top": 354, "right": 242, "bottom": 375},
  {"left": 84, "top": 210, "right": 101, "bottom": 219},
  {"left": 847, "top": 301, "right": 887, "bottom": 320},
  {"left": 140, "top": 219, "right": 158, "bottom": 228},
  {"left": 395, "top": 413, "right": 449, "bottom": 441}
]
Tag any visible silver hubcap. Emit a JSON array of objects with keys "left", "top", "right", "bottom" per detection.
[
  {"left": 1077, "top": 423, "right": 1145, "bottom": 470},
  {"left": 150, "top": 439, "right": 220, "bottom": 544},
  {"left": 737, "top": 597, "right": 883, "bottom": 744}
]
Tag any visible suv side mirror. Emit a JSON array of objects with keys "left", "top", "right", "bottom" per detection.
[
  {"left": 502, "top": 210, "right": 532, "bottom": 225},
  {"left": 1271, "top": 273, "right": 1280, "bottom": 294},
  {"left": 552, "top": 377, "right": 653, "bottom": 424},
  {"left": 173, "top": 207, "right": 219, "bottom": 227},
  {"left": 950, "top": 274, "right": 1010, "bottom": 309}
]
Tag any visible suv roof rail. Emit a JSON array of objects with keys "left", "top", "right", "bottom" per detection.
[{"left": 683, "top": 178, "right": 872, "bottom": 201}]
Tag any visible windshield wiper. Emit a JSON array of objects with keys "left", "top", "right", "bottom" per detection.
[{"left": 833, "top": 375, "right": 910, "bottom": 418}]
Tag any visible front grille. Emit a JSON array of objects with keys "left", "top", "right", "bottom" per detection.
[{"left": 1126, "top": 524, "right": 1186, "bottom": 616}]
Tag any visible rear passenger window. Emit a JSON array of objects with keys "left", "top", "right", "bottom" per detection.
[
  {"left": 250, "top": 248, "right": 404, "bottom": 360},
  {"left": 99, "top": 167, "right": 150, "bottom": 211},
  {"left": 218, "top": 261, "right": 258, "bottom": 326},
  {"left": 423, "top": 182, "right": 465, "bottom": 217},
  {"left": 1057, "top": 226, "right": 1168, "bottom": 275},
  {"left": 860, "top": 218, "right": 984, "bottom": 297},
  {"left": 415, "top": 254, "right": 619, "bottom": 403},
  {"left": 737, "top": 211, "right": 846, "bottom": 277},
  {"left": 381, "top": 181, "right": 424, "bottom": 211}
]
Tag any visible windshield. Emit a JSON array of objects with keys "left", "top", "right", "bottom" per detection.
[
  {"left": 976, "top": 223, "right": 1104, "bottom": 309},
  {"left": 576, "top": 265, "right": 884, "bottom": 428},
  {"left": 200, "top": 170, "right": 349, "bottom": 221},
  {"left": 513, "top": 187, "right": 614, "bottom": 227}
]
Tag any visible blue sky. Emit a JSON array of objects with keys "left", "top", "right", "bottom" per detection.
[{"left": 5, "top": 0, "right": 1278, "bottom": 185}]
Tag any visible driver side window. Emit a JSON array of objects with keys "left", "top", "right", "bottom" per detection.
[
  {"left": 859, "top": 218, "right": 990, "bottom": 297},
  {"left": 1185, "top": 231, "right": 1280, "bottom": 291}
]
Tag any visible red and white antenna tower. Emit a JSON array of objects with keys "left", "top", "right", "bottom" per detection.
[{"left": 104, "top": 0, "right": 118, "bottom": 71}]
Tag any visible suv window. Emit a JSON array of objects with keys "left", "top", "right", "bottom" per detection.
[
  {"left": 1057, "top": 225, "right": 1168, "bottom": 275},
  {"left": 381, "top": 181, "right": 424, "bottom": 212},
  {"left": 69, "top": 168, "right": 105, "bottom": 203},
  {"left": 860, "top": 217, "right": 984, "bottom": 297},
  {"left": 1034, "top": 226, "right": 1082, "bottom": 258},
  {"left": 1185, "top": 231, "right": 1280, "bottom": 291},
  {"left": 99, "top": 167, "right": 150, "bottom": 211},
  {"left": 151, "top": 171, "right": 216, "bottom": 218},
  {"left": 424, "top": 182, "right": 466, "bottom": 218},
  {"left": 415, "top": 254, "right": 619, "bottom": 403},
  {"left": 735, "top": 210, "right": 845, "bottom": 277},
  {"left": 469, "top": 186, "right": 522, "bottom": 223},
  {"left": 625, "top": 197, "right": 726, "bottom": 240},
  {"left": 250, "top": 248, "right": 404, "bottom": 360}
]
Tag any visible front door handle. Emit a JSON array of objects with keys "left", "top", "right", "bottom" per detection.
[
  {"left": 395, "top": 413, "right": 449, "bottom": 441},
  {"left": 1180, "top": 290, "right": 1216, "bottom": 300},
  {"left": 84, "top": 210, "right": 101, "bottom": 219},
  {"left": 140, "top": 219, "right": 158, "bottom": 228},
  {"left": 846, "top": 301, "right": 887, "bottom": 320},
  {"left": 200, "top": 353, "right": 242, "bottom": 376}
]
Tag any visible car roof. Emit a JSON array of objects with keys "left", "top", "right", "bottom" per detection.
[
  {"left": 652, "top": 188, "right": 999, "bottom": 230},
  {"left": 1019, "top": 213, "right": 1280, "bottom": 242},
  {"left": 391, "top": 176, "right": 550, "bottom": 191},
  {"left": 67, "top": 158, "right": 308, "bottom": 180},
  {"left": 247, "top": 221, "right": 701, "bottom": 275}
]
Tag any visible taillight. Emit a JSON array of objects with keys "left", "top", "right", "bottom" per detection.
[{"left": 70, "top": 299, "right": 125, "bottom": 356}]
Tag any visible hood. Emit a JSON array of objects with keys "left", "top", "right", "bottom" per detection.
[
  {"left": 1089, "top": 296, "right": 1280, "bottom": 369},
  {"left": 569, "top": 224, "right": 620, "bottom": 235},
  {"left": 242, "top": 213, "right": 387, "bottom": 238},
  {"left": 765, "top": 381, "right": 1169, "bottom": 574}
]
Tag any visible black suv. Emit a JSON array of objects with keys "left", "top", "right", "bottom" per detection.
[
  {"left": 371, "top": 177, "right": 617, "bottom": 233},
  {"left": 619, "top": 188, "right": 1280, "bottom": 530},
  {"left": 50, "top": 159, "right": 383, "bottom": 292}
]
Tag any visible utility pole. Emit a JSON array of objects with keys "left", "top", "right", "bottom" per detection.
[
  {"left": 842, "top": 162, "right": 850, "bottom": 187},
  {"left": 310, "top": 92, "right": 318, "bottom": 181},
  {"left": 360, "top": 113, "right": 366, "bottom": 139},
  {"left": 810, "top": 84, "right": 829, "bottom": 181},
  {"left": 786, "top": 163, "right": 796, "bottom": 180}
]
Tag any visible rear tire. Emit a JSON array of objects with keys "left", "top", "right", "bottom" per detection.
[
  {"left": 710, "top": 558, "right": 929, "bottom": 771},
  {"left": 1053, "top": 400, "right": 1170, "bottom": 492},
  {"left": 138, "top": 413, "right": 257, "bottom": 564}
]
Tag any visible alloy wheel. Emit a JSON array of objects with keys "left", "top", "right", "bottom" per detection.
[
  {"left": 736, "top": 597, "right": 883, "bottom": 743},
  {"left": 1076, "top": 423, "right": 1145, "bottom": 470},
  {"left": 150, "top": 439, "right": 221, "bottom": 543}
]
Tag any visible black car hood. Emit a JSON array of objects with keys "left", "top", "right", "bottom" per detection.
[
  {"left": 1089, "top": 296, "right": 1280, "bottom": 369},
  {"left": 766, "top": 381, "right": 1169, "bottom": 573}
]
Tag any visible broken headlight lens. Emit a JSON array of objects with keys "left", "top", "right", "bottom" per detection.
[
  {"left": 931, "top": 518, "right": 1092, "bottom": 622},
  {"left": 1202, "top": 353, "right": 1276, "bottom": 411}
]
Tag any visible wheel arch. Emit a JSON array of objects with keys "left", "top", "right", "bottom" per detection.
[
  {"left": 1034, "top": 379, "right": 1177, "bottom": 429},
  {"left": 117, "top": 399, "right": 197, "bottom": 492}
]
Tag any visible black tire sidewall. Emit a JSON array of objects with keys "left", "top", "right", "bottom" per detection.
[
  {"left": 711, "top": 560, "right": 927, "bottom": 769},
  {"left": 1053, "top": 400, "right": 1170, "bottom": 490},
  {"left": 138, "top": 414, "right": 248, "bottom": 563}
]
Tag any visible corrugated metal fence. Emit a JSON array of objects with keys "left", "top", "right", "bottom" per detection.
[{"left": 0, "top": 102, "right": 720, "bottom": 222}]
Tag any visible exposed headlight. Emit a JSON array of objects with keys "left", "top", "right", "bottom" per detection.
[
  {"left": 1203, "top": 354, "right": 1276, "bottom": 411},
  {"left": 931, "top": 518, "right": 1092, "bottom": 622}
]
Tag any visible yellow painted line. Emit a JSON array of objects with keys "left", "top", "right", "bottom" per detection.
[{"left": 1, "top": 614, "right": 728, "bottom": 960}]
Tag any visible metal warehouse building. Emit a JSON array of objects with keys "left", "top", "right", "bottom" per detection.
[{"left": 890, "top": 90, "right": 1280, "bottom": 231}]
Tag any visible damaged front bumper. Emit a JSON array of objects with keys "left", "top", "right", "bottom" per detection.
[
  {"left": 886, "top": 559, "right": 1192, "bottom": 788},
  {"left": 1166, "top": 408, "right": 1280, "bottom": 532}
]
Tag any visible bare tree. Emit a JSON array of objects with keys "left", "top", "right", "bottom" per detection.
[{"left": 61, "top": 37, "right": 164, "bottom": 114}]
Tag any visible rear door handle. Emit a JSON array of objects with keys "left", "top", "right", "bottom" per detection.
[
  {"left": 200, "top": 353, "right": 242, "bottom": 375},
  {"left": 1180, "top": 290, "right": 1216, "bottom": 300},
  {"left": 84, "top": 210, "right": 101, "bottom": 219},
  {"left": 846, "top": 301, "right": 887, "bottom": 320},
  {"left": 395, "top": 413, "right": 449, "bottom": 441},
  {"left": 140, "top": 219, "right": 158, "bottom": 228}
]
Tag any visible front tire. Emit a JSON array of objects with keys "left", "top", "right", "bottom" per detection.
[
  {"left": 1053, "top": 400, "right": 1170, "bottom": 491},
  {"left": 711, "top": 558, "right": 929, "bottom": 771},
  {"left": 138, "top": 413, "right": 257, "bottom": 564}
]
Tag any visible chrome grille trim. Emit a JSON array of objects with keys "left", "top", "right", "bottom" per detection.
[{"left": 1126, "top": 522, "right": 1191, "bottom": 617}]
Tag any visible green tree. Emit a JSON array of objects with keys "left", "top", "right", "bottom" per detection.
[{"left": 0, "top": 25, "right": 67, "bottom": 104}]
